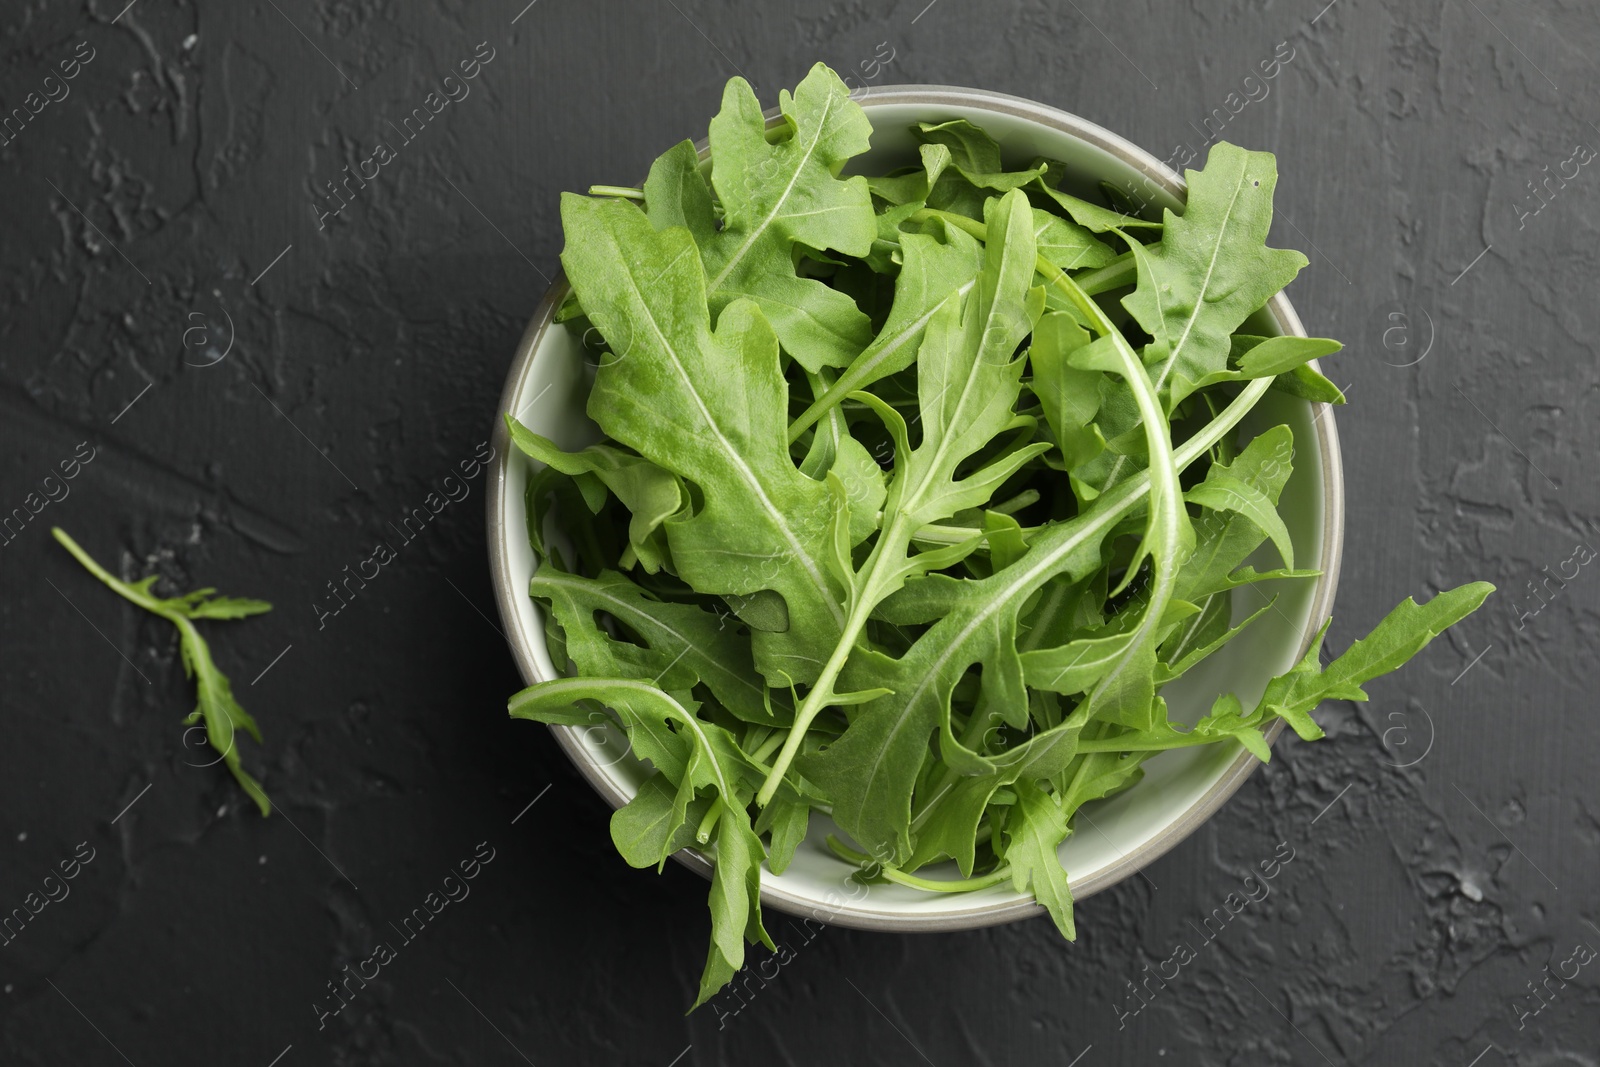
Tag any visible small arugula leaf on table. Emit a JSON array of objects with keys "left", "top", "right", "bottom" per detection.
[{"left": 51, "top": 527, "right": 273, "bottom": 816}]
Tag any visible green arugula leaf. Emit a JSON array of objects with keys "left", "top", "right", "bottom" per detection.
[
  {"left": 1174, "top": 427, "right": 1299, "bottom": 604},
  {"left": 611, "top": 772, "right": 714, "bottom": 871},
  {"left": 1119, "top": 142, "right": 1309, "bottom": 414},
  {"left": 505, "top": 416, "right": 681, "bottom": 573},
  {"left": 803, "top": 377, "right": 1277, "bottom": 860},
  {"left": 1186, "top": 424, "right": 1297, "bottom": 569},
  {"left": 1153, "top": 595, "right": 1277, "bottom": 685},
  {"left": 1077, "top": 583, "right": 1495, "bottom": 759},
  {"left": 559, "top": 192, "right": 849, "bottom": 685},
  {"left": 1261, "top": 583, "right": 1496, "bottom": 740},
  {"left": 1003, "top": 780, "right": 1076, "bottom": 939},
  {"left": 1028, "top": 167, "right": 1165, "bottom": 233},
  {"left": 528, "top": 564, "right": 782, "bottom": 725},
  {"left": 1020, "top": 599, "right": 1199, "bottom": 696},
  {"left": 700, "top": 64, "right": 877, "bottom": 370},
  {"left": 509, "top": 677, "right": 774, "bottom": 1007},
  {"left": 52, "top": 527, "right": 273, "bottom": 816},
  {"left": 789, "top": 220, "right": 985, "bottom": 440},
  {"left": 642, "top": 139, "right": 718, "bottom": 234}
]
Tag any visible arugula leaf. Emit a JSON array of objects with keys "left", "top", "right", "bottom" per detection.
[
  {"left": 699, "top": 64, "right": 878, "bottom": 370},
  {"left": 509, "top": 677, "right": 773, "bottom": 1007},
  {"left": 505, "top": 416, "right": 681, "bottom": 573},
  {"left": 789, "top": 220, "right": 985, "bottom": 440},
  {"left": 642, "top": 139, "right": 718, "bottom": 234},
  {"left": 1027, "top": 311, "right": 1105, "bottom": 474},
  {"left": 611, "top": 772, "right": 714, "bottom": 871},
  {"left": 804, "top": 376, "right": 1278, "bottom": 860},
  {"left": 1185, "top": 424, "right": 1297, "bottom": 570},
  {"left": 1002, "top": 780, "right": 1076, "bottom": 939},
  {"left": 528, "top": 564, "right": 782, "bottom": 725},
  {"left": 559, "top": 192, "right": 849, "bottom": 685},
  {"left": 1153, "top": 595, "right": 1276, "bottom": 685},
  {"left": 1019, "top": 599, "right": 1199, "bottom": 695},
  {"left": 1028, "top": 167, "right": 1165, "bottom": 234},
  {"left": 1119, "top": 143, "right": 1309, "bottom": 414},
  {"left": 1260, "top": 583, "right": 1496, "bottom": 741},
  {"left": 51, "top": 527, "right": 273, "bottom": 816}
]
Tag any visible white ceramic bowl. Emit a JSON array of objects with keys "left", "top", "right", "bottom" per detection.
[{"left": 487, "top": 85, "right": 1344, "bottom": 932}]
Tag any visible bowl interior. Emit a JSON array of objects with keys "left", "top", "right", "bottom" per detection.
[{"left": 489, "top": 87, "right": 1342, "bottom": 931}]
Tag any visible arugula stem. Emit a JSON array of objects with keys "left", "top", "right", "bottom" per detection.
[
  {"left": 748, "top": 728, "right": 789, "bottom": 765},
  {"left": 824, "top": 835, "right": 873, "bottom": 864},
  {"left": 827, "top": 830, "right": 1011, "bottom": 892},
  {"left": 51, "top": 528, "right": 174, "bottom": 620},
  {"left": 989, "top": 488, "right": 1041, "bottom": 515},
  {"left": 756, "top": 640, "right": 852, "bottom": 804},
  {"left": 1072, "top": 713, "right": 1270, "bottom": 753},
  {"left": 754, "top": 548, "right": 898, "bottom": 807},
  {"left": 696, "top": 798, "right": 724, "bottom": 844},
  {"left": 1055, "top": 725, "right": 1110, "bottom": 812},
  {"left": 1074, "top": 252, "right": 1136, "bottom": 295},
  {"left": 1074, "top": 734, "right": 1216, "bottom": 752},
  {"left": 914, "top": 520, "right": 1042, "bottom": 545},
  {"left": 879, "top": 864, "right": 1013, "bottom": 893},
  {"left": 587, "top": 184, "right": 646, "bottom": 200}
]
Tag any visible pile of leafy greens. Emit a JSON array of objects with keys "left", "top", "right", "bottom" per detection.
[{"left": 505, "top": 63, "right": 1491, "bottom": 1007}]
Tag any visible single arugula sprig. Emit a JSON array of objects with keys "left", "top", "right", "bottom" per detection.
[{"left": 52, "top": 528, "right": 273, "bottom": 816}]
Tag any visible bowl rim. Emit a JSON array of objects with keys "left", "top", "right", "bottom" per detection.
[{"left": 486, "top": 82, "right": 1346, "bottom": 933}]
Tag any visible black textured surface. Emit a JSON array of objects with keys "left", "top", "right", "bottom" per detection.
[{"left": 2, "top": 2, "right": 1596, "bottom": 1064}]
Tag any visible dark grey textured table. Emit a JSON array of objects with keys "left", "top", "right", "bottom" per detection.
[{"left": 2, "top": 1, "right": 1595, "bottom": 1064}]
